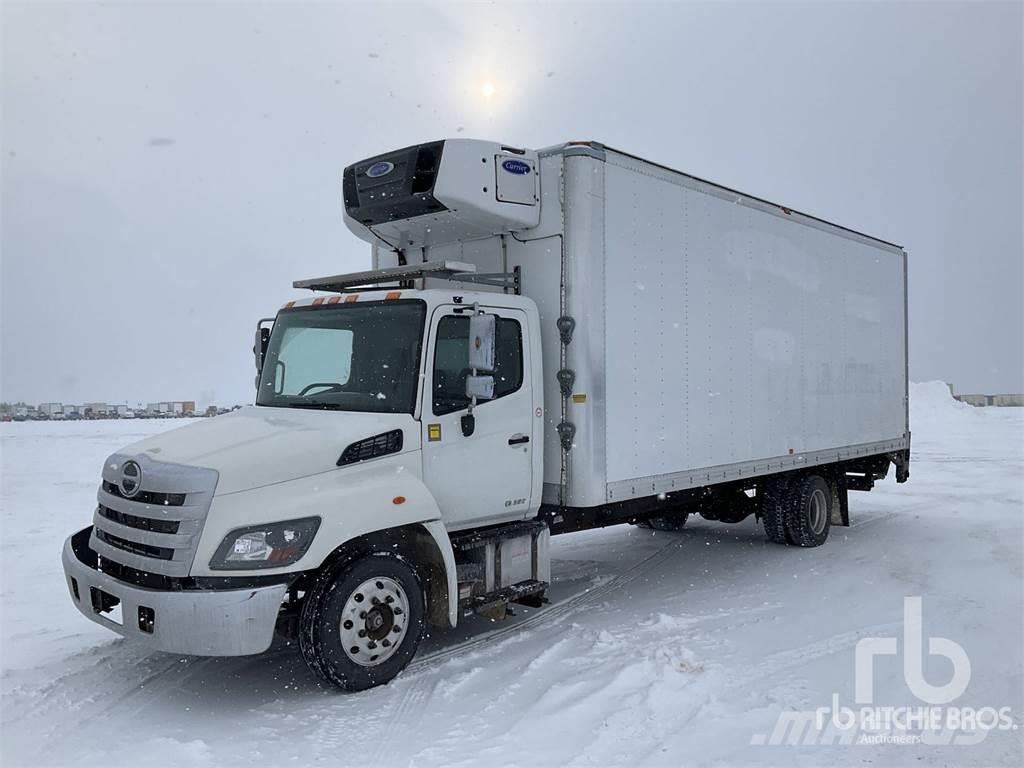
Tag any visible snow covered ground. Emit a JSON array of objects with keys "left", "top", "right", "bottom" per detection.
[{"left": 1, "top": 383, "right": 1021, "bottom": 767}]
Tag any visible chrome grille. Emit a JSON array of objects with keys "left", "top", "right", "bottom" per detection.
[
  {"left": 95, "top": 528, "right": 175, "bottom": 560},
  {"left": 97, "top": 505, "right": 180, "bottom": 534},
  {"left": 101, "top": 480, "right": 186, "bottom": 507},
  {"left": 90, "top": 453, "right": 218, "bottom": 578}
]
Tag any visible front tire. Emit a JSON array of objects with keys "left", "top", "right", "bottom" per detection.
[{"left": 299, "top": 552, "right": 425, "bottom": 691}]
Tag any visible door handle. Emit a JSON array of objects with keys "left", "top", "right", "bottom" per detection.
[{"left": 508, "top": 434, "right": 530, "bottom": 446}]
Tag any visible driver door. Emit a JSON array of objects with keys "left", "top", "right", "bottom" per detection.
[{"left": 421, "top": 305, "right": 534, "bottom": 530}]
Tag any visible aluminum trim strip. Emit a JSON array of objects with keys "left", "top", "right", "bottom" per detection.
[{"left": 606, "top": 437, "right": 910, "bottom": 501}]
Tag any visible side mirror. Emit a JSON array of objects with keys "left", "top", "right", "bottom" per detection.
[
  {"left": 466, "top": 374, "right": 495, "bottom": 401},
  {"left": 254, "top": 319, "right": 274, "bottom": 373},
  {"left": 467, "top": 313, "right": 496, "bottom": 372},
  {"left": 462, "top": 312, "right": 497, "bottom": 438}
]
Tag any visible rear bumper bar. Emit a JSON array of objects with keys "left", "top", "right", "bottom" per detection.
[{"left": 62, "top": 527, "right": 288, "bottom": 656}]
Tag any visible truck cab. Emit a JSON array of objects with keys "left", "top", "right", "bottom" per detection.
[{"left": 256, "top": 287, "right": 545, "bottom": 533}]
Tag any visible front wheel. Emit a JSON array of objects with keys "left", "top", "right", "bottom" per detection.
[{"left": 299, "top": 552, "right": 425, "bottom": 691}]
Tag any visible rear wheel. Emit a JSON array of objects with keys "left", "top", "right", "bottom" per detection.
[
  {"left": 783, "top": 474, "right": 832, "bottom": 547},
  {"left": 760, "top": 476, "right": 790, "bottom": 544},
  {"left": 299, "top": 552, "right": 425, "bottom": 691}
]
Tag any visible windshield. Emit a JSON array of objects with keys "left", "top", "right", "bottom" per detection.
[{"left": 256, "top": 299, "right": 426, "bottom": 414}]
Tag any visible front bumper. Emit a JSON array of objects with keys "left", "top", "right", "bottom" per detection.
[{"left": 62, "top": 527, "right": 288, "bottom": 656}]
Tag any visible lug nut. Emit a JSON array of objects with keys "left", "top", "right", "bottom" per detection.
[{"left": 343, "top": 620, "right": 353, "bottom": 630}]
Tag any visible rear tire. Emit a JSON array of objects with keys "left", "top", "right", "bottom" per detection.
[
  {"left": 760, "top": 476, "right": 790, "bottom": 544},
  {"left": 299, "top": 552, "right": 425, "bottom": 692},
  {"left": 782, "top": 474, "right": 832, "bottom": 548}
]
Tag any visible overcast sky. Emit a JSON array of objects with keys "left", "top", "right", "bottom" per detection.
[{"left": 2, "top": 1, "right": 1021, "bottom": 407}]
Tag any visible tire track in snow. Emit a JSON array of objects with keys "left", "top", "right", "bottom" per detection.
[
  {"left": 308, "top": 541, "right": 683, "bottom": 763},
  {"left": 404, "top": 537, "right": 683, "bottom": 675},
  {"left": 720, "top": 619, "right": 903, "bottom": 695},
  {"left": 308, "top": 538, "right": 685, "bottom": 764},
  {"left": 7, "top": 646, "right": 189, "bottom": 730},
  {"left": 19, "top": 536, "right": 682, "bottom": 757}
]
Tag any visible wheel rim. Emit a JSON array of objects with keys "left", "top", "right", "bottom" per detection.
[
  {"left": 339, "top": 576, "right": 409, "bottom": 667},
  {"left": 808, "top": 488, "right": 828, "bottom": 534}
]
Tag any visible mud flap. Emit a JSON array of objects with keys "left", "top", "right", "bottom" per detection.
[
  {"left": 894, "top": 441, "right": 911, "bottom": 483},
  {"left": 831, "top": 475, "right": 850, "bottom": 527}
]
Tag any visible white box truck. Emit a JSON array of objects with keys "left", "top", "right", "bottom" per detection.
[{"left": 62, "top": 139, "right": 909, "bottom": 691}]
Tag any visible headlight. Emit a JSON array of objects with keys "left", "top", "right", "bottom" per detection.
[{"left": 209, "top": 517, "right": 321, "bottom": 570}]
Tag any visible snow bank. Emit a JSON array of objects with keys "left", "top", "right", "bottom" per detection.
[
  {"left": 908, "top": 380, "right": 991, "bottom": 447},
  {"left": 909, "top": 380, "right": 975, "bottom": 421}
]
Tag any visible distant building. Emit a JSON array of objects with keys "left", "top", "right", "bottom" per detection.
[
  {"left": 949, "top": 384, "right": 1024, "bottom": 407},
  {"left": 955, "top": 393, "right": 1024, "bottom": 407}
]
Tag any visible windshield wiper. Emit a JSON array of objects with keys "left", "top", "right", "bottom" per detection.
[{"left": 283, "top": 400, "right": 345, "bottom": 411}]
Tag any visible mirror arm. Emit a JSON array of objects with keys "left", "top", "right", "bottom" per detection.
[
  {"left": 462, "top": 303, "right": 481, "bottom": 436},
  {"left": 467, "top": 302, "right": 481, "bottom": 414}
]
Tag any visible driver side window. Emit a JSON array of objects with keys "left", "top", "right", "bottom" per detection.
[{"left": 432, "top": 314, "right": 522, "bottom": 415}]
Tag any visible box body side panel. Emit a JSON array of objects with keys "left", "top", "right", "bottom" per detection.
[{"left": 602, "top": 155, "right": 907, "bottom": 493}]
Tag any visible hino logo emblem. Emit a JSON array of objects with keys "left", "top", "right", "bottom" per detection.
[
  {"left": 365, "top": 161, "right": 395, "bottom": 178},
  {"left": 119, "top": 460, "right": 142, "bottom": 498}
]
